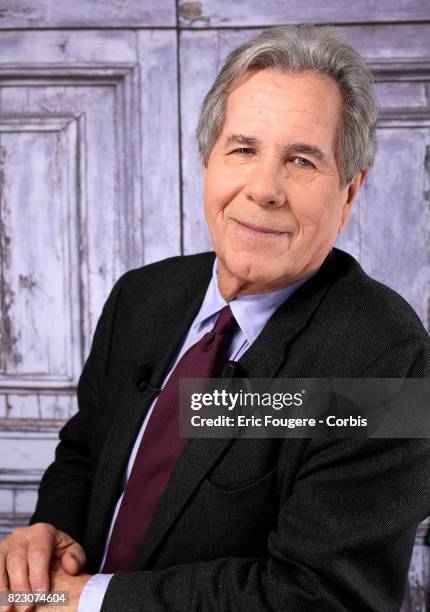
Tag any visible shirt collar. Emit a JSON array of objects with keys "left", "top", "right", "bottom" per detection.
[{"left": 193, "top": 258, "right": 318, "bottom": 346}]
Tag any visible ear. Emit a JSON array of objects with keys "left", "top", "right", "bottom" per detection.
[{"left": 338, "top": 169, "right": 367, "bottom": 234}]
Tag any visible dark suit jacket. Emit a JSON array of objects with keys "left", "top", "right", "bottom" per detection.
[{"left": 31, "top": 248, "right": 430, "bottom": 611}]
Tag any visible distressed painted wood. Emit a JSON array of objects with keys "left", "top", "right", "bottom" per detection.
[
  {"left": 401, "top": 521, "right": 430, "bottom": 611},
  {"left": 178, "top": 0, "right": 430, "bottom": 27},
  {"left": 0, "top": 28, "right": 181, "bottom": 266},
  {"left": 346, "top": 121, "right": 430, "bottom": 328},
  {"left": 0, "top": 0, "right": 175, "bottom": 28},
  {"left": 0, "top": 431, "right": 57, "bottom": 474},
  {"left": 0, "top": 30, "right": 137, "bottom": 64},
  {"left": 180, "top": 30, "right": 219, "bottom": 254},
  {"left": 137, "top": 30, "right": 181, "bottom": 264},
  {"left": 0, "top": 9, "right": 429, "bottom": 611},
  {"left": 0, "top": 457, "right": 57, "bottom": 539},
  {"left": 338, "top": 103, "right": 430, "bottom": 329},
  {"left": 0, "top": 31, "right": 179, "bottom": 363},
  {"left": 0, "top": 391, "right": 76, "bottom": 421},
  {"left": 338, "top": 24, "right": 430, "bottom": 60},
  {"left": 0, "top": 116, "right": 81, "bottom": 380},
  {"left": 0, "top": 28, "right": 179, "bottom": 538}
]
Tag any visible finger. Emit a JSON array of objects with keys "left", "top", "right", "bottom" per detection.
[
  {"left": 59, "top": 543, "right": 86, "bottom": 575},
  {"left": 25, "top": 524, "right": 56, "bottom": 594},
  {"left": 5, "top": 544, "right": 34, "bottom": 612},
  {"left": 53, "top": 530, "right": 86, "bottom": 574},
  {"left": 27, "top": 543, "right": 52, "bottom": 592},
  {"left": 6, "top": 544, "right": 30, "bottom": 592},
  {"left": 0, "top": 550, "right": 12, "bottom": 612},
  {"left": 0, "top": 549, "right": 9, "bottom": 589}
]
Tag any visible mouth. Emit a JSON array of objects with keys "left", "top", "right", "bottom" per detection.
[{"left": 232, "top": 218, "right": 288, "bottom": 237}]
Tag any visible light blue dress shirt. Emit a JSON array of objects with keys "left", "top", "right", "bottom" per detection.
[{"left": 78, "top": 258, "right": 314, "bottom": 611}]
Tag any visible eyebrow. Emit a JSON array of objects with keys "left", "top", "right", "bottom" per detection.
[{"left": 224, "top": 133, "right": 329, "bottom": 165}]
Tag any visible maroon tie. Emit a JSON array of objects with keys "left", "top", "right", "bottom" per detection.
[{"left": 102, "top": 305, "right": 238, "bottom": 572}]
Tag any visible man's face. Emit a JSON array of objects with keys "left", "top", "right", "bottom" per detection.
[{"left": 203, "top": 68, "right": 364, "bottom": 296}]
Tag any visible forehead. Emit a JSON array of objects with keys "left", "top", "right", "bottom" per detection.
[{"left": 222, "top": 68, "right": 344, "bottom": 150}]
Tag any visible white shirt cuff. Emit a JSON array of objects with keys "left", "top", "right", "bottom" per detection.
[{"left": 78, "top": 573, "right": 114, "bottom": 612}]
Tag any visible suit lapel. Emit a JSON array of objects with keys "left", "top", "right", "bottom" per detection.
[
  {"left": 85, "top": 253, "right": 216, "bottom": 569},
  {"left": 133, "top": 249, "right": 349, "bottom": 569}
]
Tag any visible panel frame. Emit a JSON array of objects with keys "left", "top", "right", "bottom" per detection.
[
  {"left": 0, "top": 112, "right": 82, "bottom": 385},
  {"left": 0, "top": 63, "right": 144, "bottom": 387}
]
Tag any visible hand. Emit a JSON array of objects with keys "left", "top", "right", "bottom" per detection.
[
  {"left": 34, "top": 560, "right": 91, "bottom": 612},
  {"left": 0, "top": 523, "right": 87, "bottom": 612}
]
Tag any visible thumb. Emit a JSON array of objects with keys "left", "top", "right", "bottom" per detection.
[{"left": 61, "top": 544, "right": 87, "bottom": 574}]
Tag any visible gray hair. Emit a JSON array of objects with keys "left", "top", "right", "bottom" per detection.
[{"left": 197, "top": 25, "right": 378, "bottom": 187}]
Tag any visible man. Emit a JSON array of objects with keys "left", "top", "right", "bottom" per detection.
[{"left": 1, "top": 24, "right": 430, "bottom": 612}]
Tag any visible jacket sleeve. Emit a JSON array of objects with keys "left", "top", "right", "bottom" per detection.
[
  {"left": 100, "top": 338, "right": 430, "bottom": 612},
  {"left": 29, "top": 271, "right": 131, "bottom": 542}
]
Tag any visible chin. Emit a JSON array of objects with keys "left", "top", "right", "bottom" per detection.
[{"left": 224, "top": 250, "right": 288, "bottom": 285}]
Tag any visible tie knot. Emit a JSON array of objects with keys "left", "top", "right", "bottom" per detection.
[{"left": 212, "top": 305, "right": 238, "bottom": 336}]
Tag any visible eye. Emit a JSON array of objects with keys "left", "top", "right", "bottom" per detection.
[
  {"left": 292, "top": 156, "right": 314, "bottom": 168},
  {"left": 231, "top": 147, "right": 254, "bottom": 155}
]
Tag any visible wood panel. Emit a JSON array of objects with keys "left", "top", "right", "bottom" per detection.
[
  {"left": 180, "top": 30, "right": 219, "bottom": 254},
  {"left": 0, "top": 116, "right": 81, "bottom": 381},
  {"left": 0, "top": 74, "right": 133, "bottom": 377},
  {"left": 354, "top": 122, "right": 429, "bottom": 327},
  {"left": 0, "top": 29, "right": 180, "bottom": 368},
  {"left": 338, "top": 96, "right": 430, "bottom": 329},
  {"left": 0, "top": 391, "right": 75, "bottom": 422},
  {"left": 138, "top": 30, "right": 181, "bottom": 264},
  {"left": 0, "top": 8, "right": 428, "bottom": 611},
  {"left": 402, "top": 521, "right": 430, "bottom": 611},
  {"left": 0, "top": 29, "right": 179, "bottom": 535},
  {"left": 0, "top": 430, "right": 58, "bottom": 539},
  {"left": 178, "top": 0, "right": 430, "bottom": 27},
  {"left": 0, "top": 0, "right": 176, "bottom": 28}
]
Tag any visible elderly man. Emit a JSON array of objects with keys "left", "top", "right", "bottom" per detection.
[{"left": 1, "top": 24, "right": 429, "bottom": 612}]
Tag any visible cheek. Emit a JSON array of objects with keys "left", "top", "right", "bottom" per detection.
[
  {"left": 204, "top": 167, "right": 244, "bottom": 217},
  {"left": 204, "top": 193, "right": 227, "bottom": 229},
  {"left": 290, "top": 183, "right": 342, "bottom": 233}
]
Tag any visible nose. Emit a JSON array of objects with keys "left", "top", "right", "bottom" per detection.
[{"left": 244, "top": 159, "right": 286, "bottom": 208}]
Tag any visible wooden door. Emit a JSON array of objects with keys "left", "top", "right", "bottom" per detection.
[
  {"left": 0, "top": 5, "right": 180, "bottom": 534},
  {"left": 0, "top": 2, "right": 429, "bottom": 609}
]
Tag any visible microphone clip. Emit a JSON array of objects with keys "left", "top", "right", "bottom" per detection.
[{"left": 132, "top": 361, "right": 161, "bottom": 395}]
